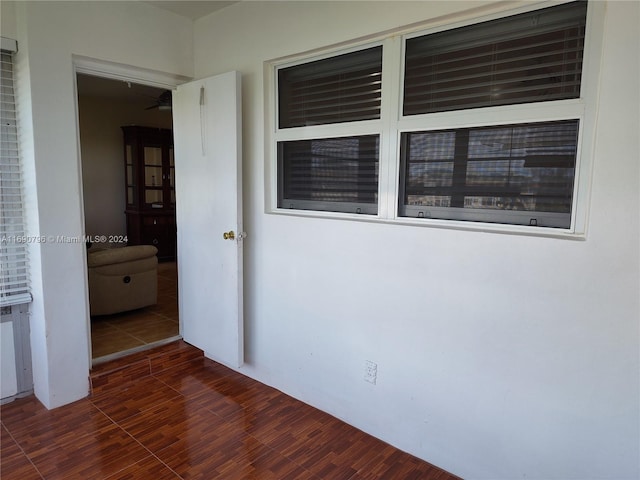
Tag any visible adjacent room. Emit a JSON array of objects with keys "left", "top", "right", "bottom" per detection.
[{"left": 76, "top": 74, "right": 180, "bottom": 361}]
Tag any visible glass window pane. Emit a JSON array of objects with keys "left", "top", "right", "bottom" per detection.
[
  {"left": 145, "top": 166, "right": 162, "bottom": 187},
  {"left": 403, "top": 1, "right": 587, "bottom": 115},
  {"left": 278, "top": 46, "right": 383, "bottom": 128},
  {"left": 278, "top": 135, "right": 379, "bottom": 214},
  {"left": 400, "top": 120, "right": 579, "bottom": 227}
]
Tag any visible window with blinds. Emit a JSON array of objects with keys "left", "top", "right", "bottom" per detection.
[
  {"left": 1, "top": 41, "right": 31, "bottom": 307},
  {"left": 403, "top": 1, "right": 587, "bottom": 115},
  {"left": 278, "top": 135, "right": 379, "bottom": 214},
  {"left": 399, "top": 120, "right": 579, "bottom": 228},
  {"left": 270, "top": 1, "right": 596, "bottom": 231},
  {"left": 278, "top": 46, "right": 382, "bottom": 128},
  {"left": 398, "top": 1, "right": 588, "bottom": 228},
  {"left": 276, "top": 46, "right": 382, "bottom": 214}
]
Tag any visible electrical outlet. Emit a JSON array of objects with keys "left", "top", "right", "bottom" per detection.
[{"left": 364, "top": 360, "right": 377, "bottom": 384}]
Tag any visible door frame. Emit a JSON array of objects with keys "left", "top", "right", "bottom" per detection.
[{"left": 72, "top": 55, "right": 191, "bottom": 367}]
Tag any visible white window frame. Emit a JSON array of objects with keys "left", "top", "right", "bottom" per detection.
[{"left": 265, "top": 0, "right": 605, "bottom": 238}]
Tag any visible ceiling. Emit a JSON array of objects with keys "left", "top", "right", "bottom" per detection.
[{"left": 142, "top": 1, "right": 237, "bottom": 20}]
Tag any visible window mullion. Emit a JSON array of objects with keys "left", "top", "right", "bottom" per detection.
[{"left": 378, "top": 36, "right": 402, "bottom": 220}]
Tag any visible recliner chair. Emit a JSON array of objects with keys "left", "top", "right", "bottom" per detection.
[{"left": 87, "top": 245, "right": 158, "bottom": 316}]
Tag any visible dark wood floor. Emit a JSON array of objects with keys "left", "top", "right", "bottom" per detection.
[{"left": 1, "top": 341, "right": 460, "bottom": 480}]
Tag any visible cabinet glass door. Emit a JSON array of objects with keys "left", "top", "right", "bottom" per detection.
[
  {"left": 144, "top": 146, "right": 164, "bottom": 207},
  {"left": 125, "top": 145, "right": 135, "bottom": 206}
]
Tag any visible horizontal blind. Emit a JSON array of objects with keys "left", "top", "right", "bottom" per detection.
[
  {"left": 1, "top": 47, "right": 31, "bottom": 306},
  {"left": 400, "top": 120, "right": 579, "bottom": 228},
  {"left": 278, "top": 135, "right": 379, "bottom": 214},
  {"left": 278, "top": 46, "right": 382, "bottom": 128},
  {"left": 404, "top": 1, "right": 587, "bottom": 115}
]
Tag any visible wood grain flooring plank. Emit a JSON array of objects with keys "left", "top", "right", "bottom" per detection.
[
  {"left": 148, "top": 341, "right": 203, "bottom": 374},
  {"left": 2, "top": 340, "right": 460, "bottom": 480},
  {"left": 90, "top": 360, "right": 152, "bottom": 394},
  {"left": 91, "top": 375, "right": 182, "bottom": 422},
  {"left": 103, "top": 454, "right": 181, "bottom": 480},
  {"left": 1, "top": 397, "right": 114, "bottom": 457},
  {"left": 154, "top": 430, "right": 269, "bottom": 480},
  {"left": 118, "top": 395, "right": 230, "bottom": 454},
  {"left": 26, "top": 423, "right": 149, "bottom": 480},
  {"left": 0, "top": 424, "right": 43, "bottom": 480}
]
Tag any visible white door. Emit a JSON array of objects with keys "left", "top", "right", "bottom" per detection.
[{"left": 172, "top": 71, "right": 243, "bottom": 368}]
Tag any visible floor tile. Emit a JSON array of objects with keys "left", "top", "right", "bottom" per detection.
[
  {"left": 154, "top": 427, "right": 271, "bottom": 480},
  {"left": 27, "top": 423, "right": 149, "bottom": 480},
  {"left": 91, "top": 321, "right": 146, "bottom": 357},
  {"left": 2, "top": 341, "right": 460, "bottom": 480},
  {"left": 119, "top": 395, "right": 230, "bottom": 453},
  {"left": 91, "top": 375, "right": 181, "bottom": 422},
  {"left": 114, "top": 315, "right": 179, "bottom": 343},
  {"left": 0, "top": 425, "right": 43, "bottom": 480},
  {"left": 1, "top": 397, "right": 114, "bottom": 457},
  {"left": 103, "top": 454, "right": 181, "bottom": 479}
]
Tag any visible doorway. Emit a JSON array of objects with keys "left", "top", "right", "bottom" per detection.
[{"left": 76, "top": 73, "right": 180, "bottom": 363}]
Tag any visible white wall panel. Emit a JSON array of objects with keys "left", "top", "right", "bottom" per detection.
[
  {"left": 1, "top": 322, "right": 18, "bottom": 399},
  {"left": 193, "top": 2, "right": 639, "bottom": 479}
]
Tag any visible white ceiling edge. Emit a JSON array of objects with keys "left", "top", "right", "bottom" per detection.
[{"left": 142, "top": 1, "right": 238, "bottom": 20}]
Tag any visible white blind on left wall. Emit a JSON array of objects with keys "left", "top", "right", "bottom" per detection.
[{"left": 1, "top": 38, "right": 31, "bottom": 307}]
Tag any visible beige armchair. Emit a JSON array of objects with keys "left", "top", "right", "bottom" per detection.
[{"left": 88, "top": 245, "right": 158, "bottom": 316}]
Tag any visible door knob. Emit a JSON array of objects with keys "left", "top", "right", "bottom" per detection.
[{"left": 223, "top": 230, "right": 235, "bottom": 240}]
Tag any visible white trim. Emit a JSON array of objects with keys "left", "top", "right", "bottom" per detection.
[
  {"left": 401, "top": 0, "right": 579, "bottom": 42},
  {"left": 73, "top": 55, "right": 191, "bottom": 90},
  {"left": 275, "top": 121, "right": 383, "bottom": 142},
  {"left": 569, "top": 0, "right": 606, "bottom": 236}
]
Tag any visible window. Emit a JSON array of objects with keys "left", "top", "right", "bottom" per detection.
[
  {"left": 278, "top": 46, "right": 383, "bottom": 128},
  {"left": 270, "top": 1, "right": 598, "bottom": 233},
  {"left": 278, "top": 136, "right": 379, "bottom": 214},
  {"left": 399, "top": 1, "right": 586, "bottom": 228},
  {"left": 403, "top": 1, "right": 586, "bottom": 115},
  {"left": 276, "top": 46, "right": 382, "bottom": 214},
  {"left": 399, "top": 120, "right": 579, "bottom": 228},
  {"left": 1, "top": 37, "right": 31, "bottom": 306}
]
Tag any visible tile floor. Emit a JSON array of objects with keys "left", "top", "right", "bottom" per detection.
[
  {"left": 1, "top": 341, "right": 461, "bottom": 480},
  {"left": 90, "top": 262, "right": 179, "bottom": 361}
]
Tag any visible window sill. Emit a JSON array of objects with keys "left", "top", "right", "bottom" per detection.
[{"left": 266, "top": 207, "right": 587, "bottom": 240}]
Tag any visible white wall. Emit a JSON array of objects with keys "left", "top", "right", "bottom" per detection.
[
  {"left": 194, "top": 2, "right": 640, "bottom": 479},
  {"left": 7, "top": 0, "right": 192, "bottom": 409},
  {"left": 1, "top": 322, "right": 18, "bottom": 399},
  {"left": 3, "top": 0, "right": 638, "bottom": 477},
  {"left": 78, "top": 94, "right": 172, "bottom": 239},
  {"left": 0, "top": 0, "right": 17, "bottom": 39}
]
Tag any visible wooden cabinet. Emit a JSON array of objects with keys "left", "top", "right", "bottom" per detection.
[{"left": 122, "top": 126, "right": 176, "bottom": 261}]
